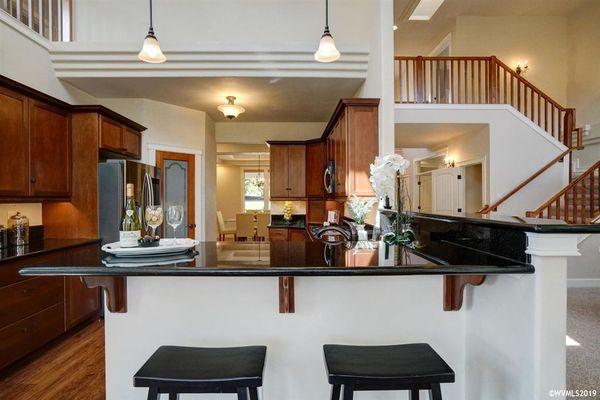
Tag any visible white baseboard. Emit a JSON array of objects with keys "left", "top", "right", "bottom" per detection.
[{"left": 568, "top": 279, "right": 600, "bottom": 288}]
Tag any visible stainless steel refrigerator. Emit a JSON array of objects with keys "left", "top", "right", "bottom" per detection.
[{"left": 98, "top": 160, "right": 160, "bottom": 244}]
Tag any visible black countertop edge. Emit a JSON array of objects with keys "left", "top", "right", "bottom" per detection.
[
  {"left": 384, "top": 211, "right": 600, "bottom": 234},
  {"left": 19, "top": 264, "right": 534, "bottom": 277},
  {"left": 0, "top": 239, "right": 101, "bottom": 264},
  {"left": 267, "top": 224, "right": 307, "bottom": 229}
]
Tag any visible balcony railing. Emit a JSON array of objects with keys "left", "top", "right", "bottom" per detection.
[
  {"left": 394, "top": 56, "right": 575, "bottom": 147},
  {"left": 0, "top": 0, "right": 71, "bottom": 41}
]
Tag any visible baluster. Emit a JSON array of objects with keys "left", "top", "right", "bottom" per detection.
[
  {"left": 470, "top": 60, "right": 474, "bottom": 103},
  {"left": 517, "top": 81, "right": 521, "bottom": 112},
  {"left": 555, "top": 198, "right": 561, "bottom": 219},
  {"left": 537, "top": 94, "right": 541, "bottom": 126},
  {"left": 458, "top": 61, "right": 462, "bottom": 104},
  {"left": 582, "top": 176, "right": 587, "bottom": 223},
  {"left": 510, "top": 76, "right": 514, "bottom": 107},
  {"left": 551, "top": 107, "right": 556, "bottom": 139},
  {"left": 405, "top": 60, "right": 410, "bottom": 103},
  {"left": 429, "top": 59, "right": 433, "bottom": 103},
  {"left": 503, "top": 70, "right": 507, "bottom": 104},
  {"left": 591, "top": 169, "right": 596, "bottom": 218},
  {"left": 477, "top": 60, "right": 481, "bottom": 103},
  {"left": 530, "top": 88, "right": 534, "bottom": 122},
  {"left": 464, "top": 59, "right": 468, "bottom": 103},
  {"left": 574, "top": 183, "right": 579, "bottom": 224},
  {"left": 450, "top": 59, "right": 455, "bottom": 103},
  {"left": 524, "top": 86, "right": 528, "bottom": 118},
  {"left": 565, "top": 186, "right": 570, "bottom": 223}
]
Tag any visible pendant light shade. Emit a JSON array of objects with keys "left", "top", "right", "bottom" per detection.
[
  {"left": 138, "top": 0, "right": 166, "bottom": 63},
  {"left": 314, "top": 0, "right": 340, "bottom": 63},
  {"left": 217, "top": 96, "right": 245, "bottom": 119}
]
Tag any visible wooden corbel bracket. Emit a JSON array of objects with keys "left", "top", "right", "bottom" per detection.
[
  {"left": 279, "top": 276, "right": 295, "bottom": 313},
  {"left": 82, "top": 276, "right": 128, "bottom": 313},
  {"left": 443, "top": 275, "right": 486, "bottom": 311}
]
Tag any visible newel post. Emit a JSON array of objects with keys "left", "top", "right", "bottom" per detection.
[
  {"left": 488, "top": 56, "right": 498, "bottom": 104},
  {"left": 563, "top": 108, "right": 576, "bottom": 148},
  {"left": 415, "top": 56, "right": 426, "bottom": 103}
]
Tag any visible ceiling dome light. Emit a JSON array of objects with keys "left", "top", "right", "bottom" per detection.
[
  {"left": 217, "top": 96, "right": 245, "bottom": 119},
  {"left": 314, "top": 0, "right": 340, "bottom": 63},
  {"left": 138, "top": 0, "right": 166, "bottom": 64}
]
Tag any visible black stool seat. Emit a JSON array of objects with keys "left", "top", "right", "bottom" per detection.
[
  {"left": 323, "top": 343, "right": 454, "bottom": 400},
  {"left": 134, "top": 345, "right": 266, "bottom": 400}
]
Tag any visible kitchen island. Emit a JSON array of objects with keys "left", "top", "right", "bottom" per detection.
[{"left": 19, "top": 214, "right": 600, "bottom": 400}]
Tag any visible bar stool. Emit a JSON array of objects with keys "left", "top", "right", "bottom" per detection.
[
  {"left": 323, "top": 343, "right": 454, "bottom": 400},
  {"left": 134, "top": 345, "right": 266, "bottom": 400}
]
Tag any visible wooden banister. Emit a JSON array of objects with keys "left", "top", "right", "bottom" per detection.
[
  {"left": 394, "top": 56, "right": 575, "bottom": 146},
  {"left": 526, "top": 160, "right": 600, "bottom": 224},
  {"left": 481, "top": 148, "right": 573, "bottom": 213}
]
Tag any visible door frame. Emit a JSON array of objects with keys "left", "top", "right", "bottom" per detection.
[
  {"left": 456, "top": 156, "right": 488, "bottom": 207},
  {"left": 148, "top": 143, "right": 203, "bottom": 240}
]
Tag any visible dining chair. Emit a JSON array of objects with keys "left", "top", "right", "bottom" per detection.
[
  {"left": 236, "top": 213, "right": 256, "bottom": 241},
  {"left": 217, "top": 211, "right": 236, "bottom": 241},
  {"left": 256, "top": 213, "right": 271, "bottom": 241}
]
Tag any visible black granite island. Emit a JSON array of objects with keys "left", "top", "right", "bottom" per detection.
[{"left": 17, "top": 213, "right": 599, "bottom": 400}]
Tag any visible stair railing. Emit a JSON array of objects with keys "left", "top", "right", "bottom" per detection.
[
  {"left": 394, "top": 56, "right": 575, "bottom": 146},
  {"left": 526, "top": 160, "right": 600, "bottom": 224}
]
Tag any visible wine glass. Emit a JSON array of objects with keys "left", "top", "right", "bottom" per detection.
[
  {"left": 166, "top": 205, "right": 184, "bottom": 244},
  {"left": 145, "top": 205, "right": 163, "bottom": 239}
]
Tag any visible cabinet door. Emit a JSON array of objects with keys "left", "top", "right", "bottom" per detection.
[
  {"left": 289, "top": 229, "right": 308, "bottom": 242},
  {"left": 29, "top": 100, "right": 71, "bottom": 197},
  {"left": 335, "top": 110, "right": 347, "bottom": 197},
  {"left": 64, "top": 245, "right": 100, "bottom": 330},
  {"left": 346, "top": 106, "right": 378, "bottom": 196},
  {"left": 287, "top": 145, "right": 306, "bottom": 198},
  {"left": 306, "top": 141, "right": 325, "bottom": 198},
  {"left": 269, "top": 228, "right": 289, "bottom": 242},
  {"left": 122, "top": 127, "right": 141, "bottom": 159},
  {"left": 99, "top": 116, "right": 122, "bottom": 153},
  {"left": 0, "top": 87, "right": 29, "bottom": 197},
  {"left": 270, "top": 145, "right": 290, "bottom": 198}
]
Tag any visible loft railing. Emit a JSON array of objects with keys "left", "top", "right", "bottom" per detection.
[
  {"left": 0, "top": 0, "right": 71, "bottom": 41},
  {"left": 394, "top": 56, "right": 575, "bottom": 147},
  {"left": 526, "top": 160, "right": 600, "bottom": 224}
]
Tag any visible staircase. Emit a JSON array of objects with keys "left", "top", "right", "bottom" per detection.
[{"left": 394, "top": 56, "right": 599, "bottom": 224}]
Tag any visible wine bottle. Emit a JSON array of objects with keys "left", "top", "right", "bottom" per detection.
[{"left": 119, "top": 183, "right": 141, "bottom": 247}]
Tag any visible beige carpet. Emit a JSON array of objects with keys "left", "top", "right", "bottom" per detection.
[{"left": 567, "top": 288, "right": 600, "bottom": 395}]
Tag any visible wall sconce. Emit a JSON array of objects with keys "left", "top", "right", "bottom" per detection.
[{"left": 515, "top": 60, "right": 528, "bottom": 75}]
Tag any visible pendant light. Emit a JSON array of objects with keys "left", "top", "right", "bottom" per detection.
[
  {"left": 138, "top": 0, "right": 166, "bottom": 63},
  {"left": 217, "top": 96, "right": 246, "bottom": 119},
  {"left": 314, "top": 0, "right": 340, "bottom": 63}
]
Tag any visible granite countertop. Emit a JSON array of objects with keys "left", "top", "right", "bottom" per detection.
[
  {"left": 0, "top": 238, "right": 101, "bottom": 264},
  {"left": 268, "top": 214, "right": 306, "bottom": 229},
  {"left": 380, "top": 210, "right": 600, "bottom": 234},
  {"left": 19, "top": 239, "right": 533, "bottom": 277}
]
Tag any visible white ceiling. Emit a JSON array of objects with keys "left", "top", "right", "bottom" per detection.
[
  {"left": 63, "top": 77, "right": 364, "bottom": 122},
  {"left": 394, "top": 0, "right": 590, "bottom": 53},
  {"left": 395, "top": 123, "right": 487, "bottom": 148}
]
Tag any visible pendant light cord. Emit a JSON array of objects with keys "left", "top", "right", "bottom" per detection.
[
  {"left": 148, "top": 0, "right": 154, "bottom": 32},
  {"left": 324, "top": 0, "right": 329, "bottom": 32}
]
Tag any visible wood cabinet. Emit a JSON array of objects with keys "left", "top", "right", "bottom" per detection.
[
  {"left": 305, "top": 141, "right": 326, "bottom": 198},
  {"left": 98, "top": 114, "right": 142, "bottom": 159},
  {"left": 0, "top": 87, "right": 29, "bottom": 197},
  {"left": 268, "top": 143, "right": 306, "bottom": 199},
  {"left": 29, "top": 100, "right": 71, "bottom": 197},
  {"left": 268, "top": 227, "right": 309, "bottom": 242},
  {"left": 0, "top": 243, "right": 100, "bottom": 371},
  {"left": 0, "top": 86, "right": 71, "bottom": 200},
  {"left": 324, "top": 99, "right": 379, "bottom": 198}
]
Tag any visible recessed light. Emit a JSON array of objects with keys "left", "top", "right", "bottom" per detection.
[
  {"left": 409, "top": 0, "right": 445, "bottom": 21},
  {"left": 393, "top": 25, "right": 398, "bottom": 31}
]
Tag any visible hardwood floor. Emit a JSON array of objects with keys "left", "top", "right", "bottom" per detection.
[{"left": 0, "top": 319, "right": 105, "bottom": 400}]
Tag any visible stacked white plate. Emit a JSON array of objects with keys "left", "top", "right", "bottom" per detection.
[{"left": 101, "top": 238, "right": 199, "bottom": 257}]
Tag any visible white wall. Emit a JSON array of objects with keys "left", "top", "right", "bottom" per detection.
[
  {"left": 395, "top": 105, "right": 568, "bottom": 216},
  {"left": 203, "top": 116, "right": 217, "bottom": 241},
  {"left": 73, "top": 0, "right": 372, "bottom": 52},
  {"left": 216, "top": 122, "right": 325, "bottom": 144}
]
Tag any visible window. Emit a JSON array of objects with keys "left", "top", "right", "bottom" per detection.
[{"left": 243, "top": 171, "right": 266, "bottom": 212}]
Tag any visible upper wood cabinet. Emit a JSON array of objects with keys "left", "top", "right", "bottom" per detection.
[
  {"left": 324, "top": 99, "right": 379, "bottom": 198},
  {"left": 97, "top": 114, "right": 142, "bottom": 159},
  {"left": 0, "top": 87, "right": 29, "bottom": 197},
  {"left": 269, "top": 143, "right": 306, "bottom": 199},
  {"left": 29, "top": 100, "right": 71, "bottom": 197}
]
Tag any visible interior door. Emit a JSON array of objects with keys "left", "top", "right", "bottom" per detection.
[
  {"left": 431, "top": 167, "right": 465, "bottom": 216},
  {"left": 156, "top": 151, "right": 196, "bottom": 239}
]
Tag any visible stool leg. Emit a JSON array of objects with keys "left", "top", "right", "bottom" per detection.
[
  {"left": 169, "top": 394, "right": 179, "bottom": 400},
  {"left": 249, "top": 387, "right": 259, "bottom": 400},
  {"left": 330, "top": 385, "right": 341, "bottom": 400},
  {"left": 146, "top": 387, "right": 160, "bottom": 400},
  {"left": 428, "top": 384, "right": 442, "bottom": 400},
  {"left": 237, "top": 387, "right": 249, "bottom": 400},
  {"left": 342, "top": 384, "right": 354, "bottom": 400},
  {"left": 409, "top": 389, "right": 420, "bottom": 400}
]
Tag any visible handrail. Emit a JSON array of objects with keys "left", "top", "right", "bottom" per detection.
[
  {"left": 394, "top": 55, "right": 575, "bottom": 146},
  {"left": 526, "top": 160, "right": 600, "bottom": 224},
  {"left": 481, "top": 148, "right": 573, "bottom": 213}
]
